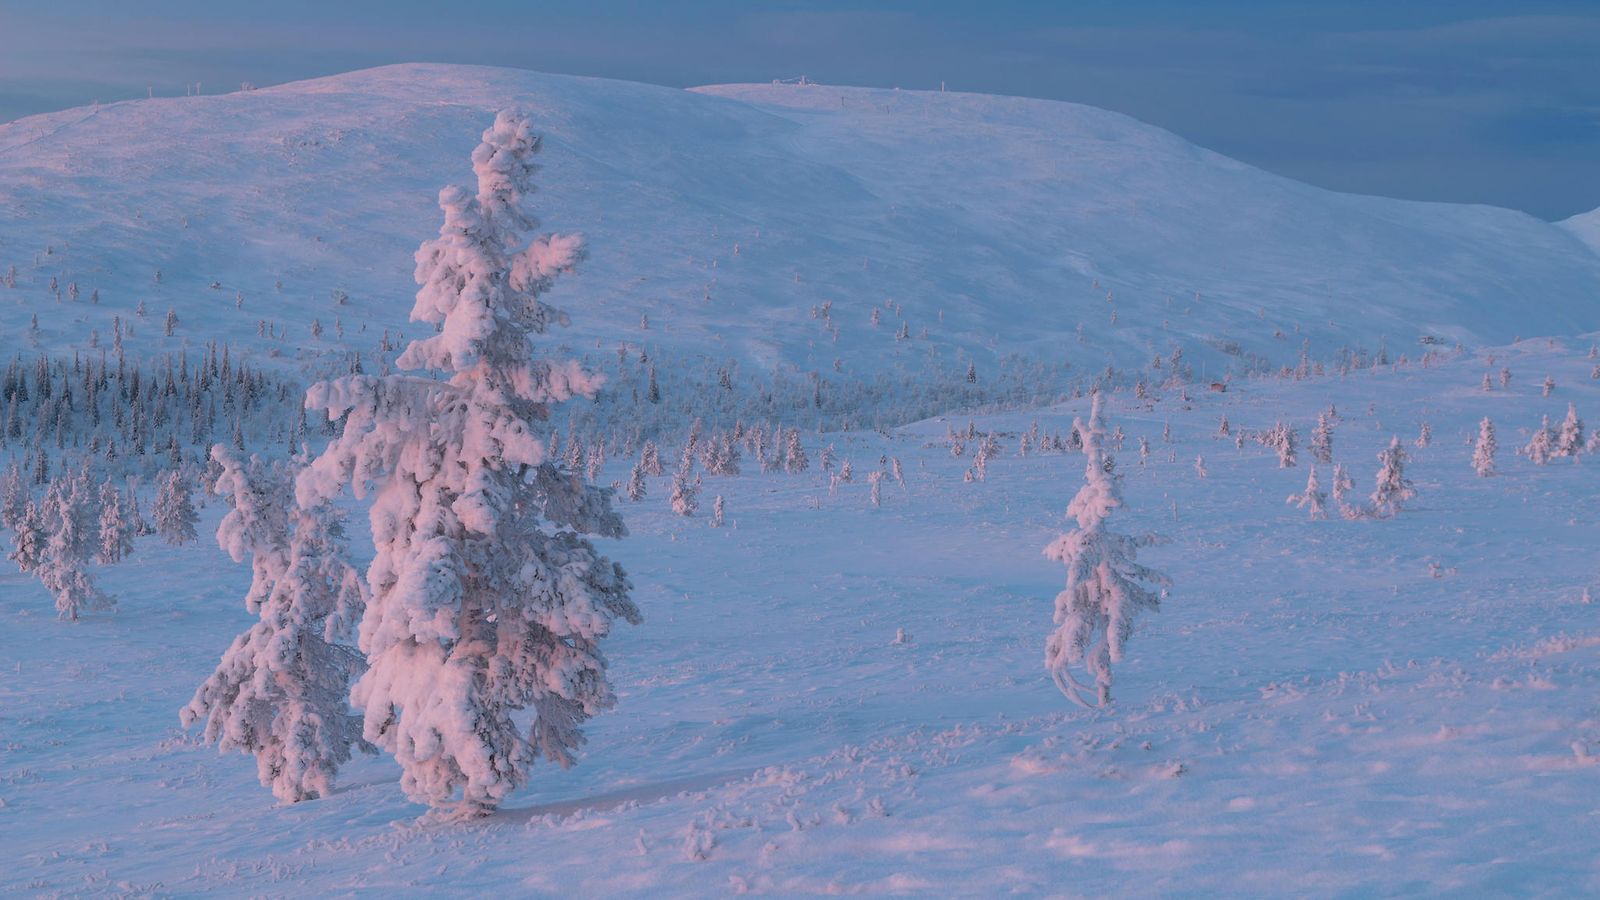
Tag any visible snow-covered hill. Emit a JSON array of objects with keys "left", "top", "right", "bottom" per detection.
[
  {"left": 1562, "top": 206, "right": 1600, "bottom": 257},
  {"left": 3, "top": 63, "right": 1600, "bottom": 385},
  {"left": 6, "top": 63, "right": 1600, "bottom": 896}
]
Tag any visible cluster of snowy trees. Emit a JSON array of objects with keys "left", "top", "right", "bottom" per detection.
[
  {"left": 0, "top": 343, "right": 312, "bottom": 482},
  {"left": 1520, "top": 404, "right": 1598, "bottom": 464},
  {"left": 3, "top": 457, "right": 199, "bottom": 618},
  {"left": 555, "top": 346, "right": 1083, "bottom": 450}
]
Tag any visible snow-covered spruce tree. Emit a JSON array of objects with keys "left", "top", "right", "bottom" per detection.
[
  {"left": 0, "top": 460, "right": 26, "bottom": 530},
  {"left": 1556, "top": 404, "right": 1584, "bottom": 458},
  {"left": 670, "top": 443, "right": 700, "bottom": 517},
  {"left": 783, "top": 427, "right": 809, "bottom": 474},
  {"left": 1331, "top": 462, "right": 1358, "bottom": 519},
  {"left": 296, "top": 111, "right": 640, "bottom": 817},
  {"left": 96, "top": 477, "right": 136, "bottom": 565},
  {"left": 1370, "top": 437, "right": 1415, "bottom": 518},
  {"left": 625, "top": 458, "right": 648, "bottom": 502},
  {"left": 1044, "top": 393, "right": 1169, "bottom": 709},
  {"left": 1310, "top": 413, "right": 1333, "bottom": 464},
  {"left": 640, "top": 439, "right": 663, "bottom": 477},
  {"left": 1524, "top": 415, "right": 1555, "bottom": 465},
  {"left": 182, "top": 445, "right": 369, "bottom": 803},
  {"left": 153, "top": 469, "right": 199, "bottom": 545},
  {"left": 9, "top": 496, "right": 46, "bottom": 571},
  {"left": 1473, "top": 417, "right": 1498, "bottom": 476},
  {"left": 32, "top": 468, "right": 112, "bottom": 620},
  {"left": 1267, "top": 422, "right": 1297, "bottom": 468},
  {"left": 1288, "top": 465, "right": 1328, "bottom": 520}
]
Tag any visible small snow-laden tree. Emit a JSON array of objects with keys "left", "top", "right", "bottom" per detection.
[
  {"left": 1288, "top": 465, "right": 1328, "bottom": 520},
  {"left": 1267, "top": 422, "right": 1297, "bottom": 467},
  {"left": 1193, "top": 455, "right": 1207, "bottom": 478},
  {"left": 297, "top": 111, "right": 639, "bottom": 817},
  {"left": 1556, "top": 404, "right": 1584, "bottom": 458},
  {"left": 1414, "top": 422, "right": 1432, "bottom": 449},
  {"left": 1370, "top": 437, "right": 1415, "bottom": 518},
  {"left": 96, "top": 477, "right": 136, "bottom": 565},
  {"left": 1043, "top": 393, "right": 1169, "bottom": 709},
  {"left": 153, "top": 468, "right": 199, "bottom": 545},
  {"left": 711, "top": 494, "right": 725, "bottom": 527},
  {"left": 1332, "top": 462, "right": 1358, "bottom": 519},
  {"left": 640, "top": 439, "right": 663, "bottom": 477},
  {"left": 1524, "top": 415, "right": 1555, "bottom": 465},
  {"left": 670, "top": 444, "right": 699, "bottom": 517},
  {"left": 182, "top": 446, "right": 370, "bottom": 804},
  {"left": 34, "top": 468, "right": 112, "bottom": 620},
  {"left": 784, "top": 428, "right": 809, "bottom": 473},
  {"left": 127, "top": 476, "right": 154, "bottom": 537},
  {"left": 703, "top": 433, "right": 741, "bottom": 477},
  {"left": 8, "top": 499, "right": 46, "bottom": 574},
  {"left": 975, "top": 433, "right": 998, "bottom": 480},
  {"left": 1310, "top": 413, "right": 1333, "bottom": 464},
  {"left": 1473, "top": 417, "right": 1497, "bottom": 477},
  {"left": 625, "top": 459, "right": 647, "bottom": 502},
  {"left": 0, "top": 460, "right": 27, "bottom": 530}
]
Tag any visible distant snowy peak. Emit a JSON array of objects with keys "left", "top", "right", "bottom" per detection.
[
  {"left": 2, "top": 62, "right": 1600, "bottom": 379},
  {"left": 1560, "top": 207, "right": 1600, "bottom": 258}
]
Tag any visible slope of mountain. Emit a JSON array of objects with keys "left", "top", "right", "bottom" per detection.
[
  {"left": 2, "top": 62, "right": 1598, "bottom": 383},
  {"left": 1562, "top": 207, "right": 1600, "bottom": 257}
]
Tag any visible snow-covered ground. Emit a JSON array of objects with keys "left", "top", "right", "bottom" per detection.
[
  {"left": 4, "top": 64, "right": 1600, "bottom": 896},
  {"left": 5, "top": 336, "right": 1598, "bottom": 895}
]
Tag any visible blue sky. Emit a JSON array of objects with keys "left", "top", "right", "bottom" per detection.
[{"left": 2, "top": 1, "right": 1597, "bottom": 220}]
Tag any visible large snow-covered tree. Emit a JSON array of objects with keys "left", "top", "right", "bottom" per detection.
[
  {"left": 297, "top": 110, "right": 639, "bottom": 817},
  {"left": 182, "top": 445, "right": 369, "bottom": 803},
  {"left": 1044, "top": 393, "right": 1169, "bottom": 709}
]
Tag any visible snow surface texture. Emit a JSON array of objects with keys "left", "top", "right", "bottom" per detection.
[
  {"left": 2, "top": 63, "right": 1600, "bottom": 381},
  {"left": 6, "top": 338, "right": 1600, "bottom": 894}
]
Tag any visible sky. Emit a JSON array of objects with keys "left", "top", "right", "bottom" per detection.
[{"left": 2, "top": 1, "right": 1597, "bottom": 221}]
